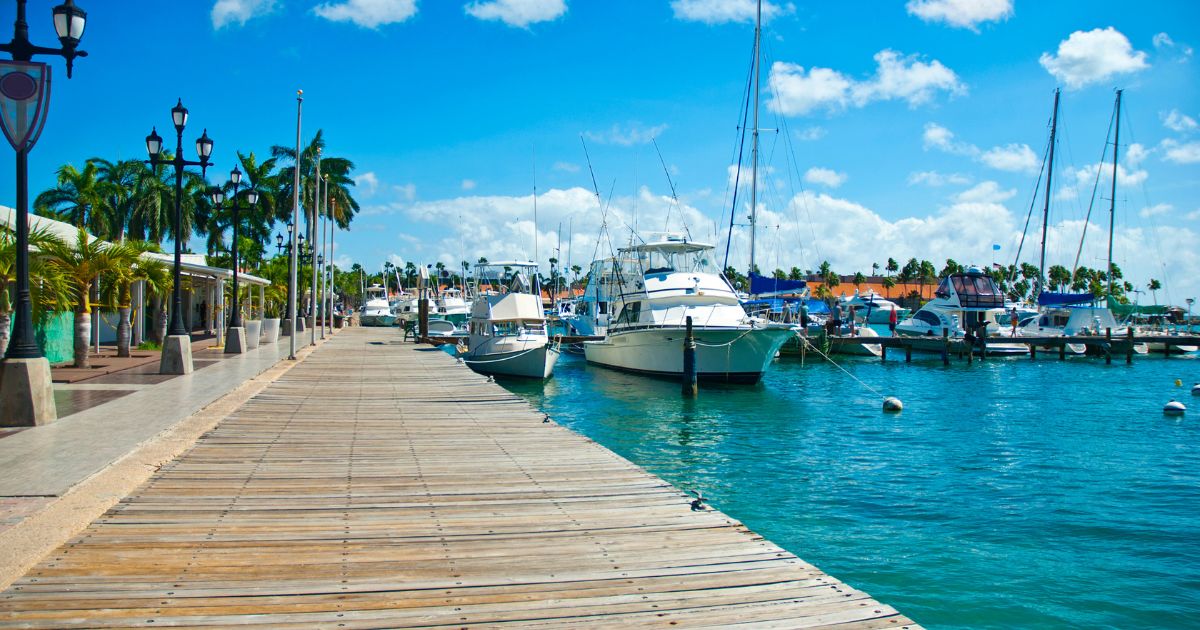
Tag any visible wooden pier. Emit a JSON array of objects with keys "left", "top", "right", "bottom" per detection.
[
  {"left": 0, "top": 327, "right": 916, "bottom": 628},
  {"left": 819, "top": 330, "right": 1200, "bottom": 365}
]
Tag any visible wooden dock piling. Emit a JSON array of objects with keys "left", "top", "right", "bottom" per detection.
[{"left": 682, "top": 315, "right": 697, "bottom": 397}]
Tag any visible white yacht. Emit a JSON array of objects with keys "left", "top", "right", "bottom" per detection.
[
  {"left": 562, "top": 257, "right": 620, "bottom": 337},
  {"left": 360, "top": 285, "right": 396, "bottom": 327},
  {"left": 462, "top": 262, "right": 560, "bottom": 379},
  {"left": 895, "top": 267, "right": 1028, "bottom": 356},
  {"left": 1019, "top": 295, "right": 1145, "bottom": 355},
  {"left": 436, "top": 288, "right": 471, "bottom": 325},
  {"left": 583, "top": 236, "right": 796, "bottom": 383},
  {"left": 839, "top": 290, "right": 909, "bottom": 325}
]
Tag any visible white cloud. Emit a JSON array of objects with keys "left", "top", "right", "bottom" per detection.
[
  {"left": 1187, "top": 209, "right": 1200, "bottom": 221},
  {"left": 1123, "top": 142, "right": 1149, "bottom": 167},
  {"left": 923, "top": 123, "right": 1038, "bottom": 174},
  {"left": 768, "top": 50, "right": 963, "bottom": 116},
  {"left": 795, "top": 126, "right": 826, "bottom": 141},
  {"left": 386, "top": 253, "right": 406, "bottom": 268},
  {"left": 461, "top": 179, "right": 477, "bottom": 191},
  {"left": 953, "top": 181, "right": 1015, "bottom": 204},
  {"left": 669, "top": 0, "right": 794, "bottom": 24},
  {"left": 980, "top": 143, "right": 1039, "bottom": 174},
  {"left": 905, "top": 0, "right": 1012, "bottom": 31},
  {"left": 803, "top": 167, "right": 847, "bottom": 188},
  {"left": 1039, "top": 27, "right": 1149, "bottom": 89},
  {"left": 908, "top": 170, "right": 971, "bottom": 186},
  {"left": 584, "top": 122, "right": 668, "bottom": 146},
  {"left": 1160, "top": 139, "right": 1200, "bottom": 164},
  {"left": 552, "top": 161, "right": 580, "bottom": 173},
  {"left": 355, "top": 171, "right": 379, "bottom": 196},
  {"left": 767, "top": 63, "right": 852, "bottom": 115},
  {"left": 849, "top": 50, "right": 965, "bottom": 107},
  {"left": 211, "top": 0, "right": 276, "bottom": 28},
  {"left": 465, "top": 0, "right": 567, "bottom": 27},
  {"left": 1139, "top": 203, "right": 1173, "bottom": 218},
  {"left": 1153, "top": 32, "right": 1194, "bottom": 61},
  {"left": 313, "top": 0, "right": 417, "bottom": 28},
  {"left": 1162, "top": 109, "right": 1198, "bottom": 133},
  {"left": 393, "top": 183, "right": 417, "bottom": 201}
]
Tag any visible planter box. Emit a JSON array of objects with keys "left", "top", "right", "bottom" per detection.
[
  {"left": 245, "top": 320, "right": 262, "bottom": 349},
  {"left": 260, "top": 318, "right": 280, "bottom": 344}
]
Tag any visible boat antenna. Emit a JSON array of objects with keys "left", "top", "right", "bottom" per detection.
[
  {"left": 1107, "top": 89, "right": 1122, "bottom": 298},
  {"left": 748, "top": 0, "right": 762, "bottom": 278},
  {"left": 1037, "top": 88, "right": 1061, "bottom": 297},
  {"left": 532, "top": 149, "right": 541, "bottom": 298}
]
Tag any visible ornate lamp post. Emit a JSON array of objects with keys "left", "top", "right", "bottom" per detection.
[
  {"left": 145, "top": 100, "right": 214, "bottom": 374},
  {"left": 0, "top": 0, "right": 87, "bottom": 427},
  {"left": 209, "top": 168, "right": 258, "bottom": 353}
]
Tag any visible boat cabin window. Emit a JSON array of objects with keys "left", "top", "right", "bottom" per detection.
[
  {"left": 914, "top": 311, "right": 941, "bottom": 327},
  {"left": 935, "top": 278, "right": 951, "bottom": 299},
  {"left": 494, "top": 322, "right": 519, "bottom": 336},
  {"left": 950, "top": 274, "right": 1004, "bottom": 308},
  {"left": 615, "top": 301, "right": 641, "bottom": 325}
]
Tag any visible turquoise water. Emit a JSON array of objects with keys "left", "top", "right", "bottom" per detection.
[{"left": 502, "top": 350, "right": 1200, "bottom": 629}]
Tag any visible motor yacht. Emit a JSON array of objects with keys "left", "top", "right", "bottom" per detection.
[
  {"left": 359, "top": 285, "right": 396, "bottom": 327},
  {"left": 895, "top": 267, "right": 1028, "bottom": 356},
  {"left": 462, "top": 262, "right": 560, "bottom": 379}
]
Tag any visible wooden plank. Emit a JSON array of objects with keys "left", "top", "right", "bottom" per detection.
[{"left": 0, "top": 327, "right": 918, "bottom": 627}]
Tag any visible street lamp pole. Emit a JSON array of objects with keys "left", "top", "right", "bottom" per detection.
[
  {"left": 288, "top": 91, "right": 301, "bottom": 360},
  {"left": 319, "top": 173, "right": 328, "bottom": 339},
  {"left": 210, "top": 168, "right": 258, "bottom": 353},
  {"left": 145, "top": 100, "right": 214, "bottom": 374},
  {"left": 0, "top": 0, "right": 88, "bottom": 427},
  {"left": 311, "top": 148, "right": 321, "bottom": 346}
]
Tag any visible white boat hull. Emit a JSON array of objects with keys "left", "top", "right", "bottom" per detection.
[
  {"left": 360, "top": 313, "right": 396, "bottom": 327},
  {"left": 583, "top": 326, "right": 795, "bottom": 383},
  {"left": 464, "top": 340, "right": 559, "bottom": 379}
]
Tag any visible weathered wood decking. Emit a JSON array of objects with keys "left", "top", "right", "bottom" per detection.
[{"left": 0, "top": 327, "right": 916, "bottom": 628}]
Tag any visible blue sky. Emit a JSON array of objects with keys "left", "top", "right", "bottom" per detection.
[{"left": 2, "top": 0, "right": 1198, "bottom": 304}]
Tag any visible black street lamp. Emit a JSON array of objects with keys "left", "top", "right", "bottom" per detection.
[
  {"left": 145, "top": 100, "right": 214, "bottom": 336},
  {"left": 145, "top": 99, "right": 214, "bottom": 373},
  {"left": 1, "top": 0, "right": 86, "bottom": 362},
  {"left": 0, "top": 0, "right": 87, "bottom": 426},
  {"left": 209, "top": 166, "right": 258, "bottom": 332}
]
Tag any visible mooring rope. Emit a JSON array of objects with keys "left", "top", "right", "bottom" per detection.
[{"left": 799, "top": 335, "right": 885, "bottom": 399}]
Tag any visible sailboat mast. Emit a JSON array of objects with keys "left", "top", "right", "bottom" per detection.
[
  {"left": 1038, "top": 88, "right": 1061, "bottom": 293},
  {"left": 1107, "top": 89, "right": 1122, "bottom": 297},
  {"left": 748, "top": 0, "right": 762, "bottom": 278}
]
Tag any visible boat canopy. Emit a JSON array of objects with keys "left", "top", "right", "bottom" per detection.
[
  {"left": 749, "top": 272, "right": 806, "bottom": 296},
  {"left": 1106, "top": 296, "right": 1169, "bottom": 317},
  {"left": 1037, "top": 291, "right": 1094, "bottom": 306},
  {"left": 937, "top": 271, "right": 1005, "bottom": 308},
  {"left": 487, "top": 294, "right": 544, "bottom": 322}
]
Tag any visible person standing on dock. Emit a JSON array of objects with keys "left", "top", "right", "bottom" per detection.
[
  {"left": 1010, "top": 306, "right": 1019, "bottom": 337},
  {"left": 888, "top": 306, "right": 898, "bottom": 334}
]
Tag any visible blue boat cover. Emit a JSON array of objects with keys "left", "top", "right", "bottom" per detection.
[
  {"left": 749, "top": 272, "right": 807, "bottom": 295},
  {"left": 1037, "top": 291, "right": 1094, "bottom": 306}
]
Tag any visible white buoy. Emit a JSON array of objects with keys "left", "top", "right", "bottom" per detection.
[
  {"left": 1163, "top": 400, "right": 1186, "bottom": 416},
  {"left": 883, "top": 397, "right": 903, "bottom": 413},
  {"left": 1192, "top": 383, "right": 1200, "bottom": 396}
]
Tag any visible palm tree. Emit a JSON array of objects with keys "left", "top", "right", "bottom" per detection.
[
  {"left": 35, "top": 162, "right": 108, "bottom": 235},
  {"left": 100, "top": 242, "right": 170, "bottom": 357},
  {"left": 881, "top": 276, "right": 896, "bottom": 299},
  {"left": 89, "top": 158, "right": 145, "bottom": 242},
  {"left": 125, "top": 152, "right": 211, "bottom": 247},
  {"left": 885, "top": 257, "right": 898, "bottom": 278},
  {"left": 39, "top": 228, "right": 124, "bottom": 368},
  {"left": 271, "top": 130, "right": 361, "bottom": 236},
  {"left": 0, "top": 226, "right": 70, "bottom": 357},
  {"left": 1148, "top": 278, "right": 1162, "bottom": 305},
  {"left": 852, "top": 271, "right": 866, "bottom": 292}
]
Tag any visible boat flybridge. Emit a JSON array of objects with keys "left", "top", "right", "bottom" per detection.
[
  {"left": 462, "top": 262, "right": 560, "bottom": 379},
  {"left": 583, "top": 236, "right": 796, "bottom": 383},
  {"left": 360, "top": 285, "right": 396, "bottom": 327},
  {"left": 562, "top": 256, "right": 627, "bottom": 337},
  {"left": 1019, "top": 292, "right": 1147, "bottom": 355},
  {"left": 839, "top": 290, "right": 909, "bottom": 325},
  {"left": 895, "top": 266, "right": 1028, "bottom": 356}
]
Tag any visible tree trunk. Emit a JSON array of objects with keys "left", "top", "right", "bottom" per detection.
[
  {"left": 116, "top": 307, "right": 132, "bottom": 358},
  {"left": 74, "top": 308, "right": 91, "bottom": 369},
  {"left": 0, "top": 310, "right": 10, "bottom": 358}
]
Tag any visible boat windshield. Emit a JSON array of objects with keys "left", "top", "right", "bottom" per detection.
[
  {"left": 949, "top": 273, "right": 1005, "bottom": 308},
  {"left": 623, "top": 244, "right": 720, "bottom": 276}
]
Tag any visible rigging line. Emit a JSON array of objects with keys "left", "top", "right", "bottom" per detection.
[
  {"left": 1122, "top": 100, "right": 1173, "bottom": 304},
  {"left": 581, "top": 136, "right": 611, "bottom": 266},
  {"left": 721, "top": 35, "right": 759, "bottom": 274},
  {"left": 1010, "top": 131, "right": 1053, "bottom": 283},
  {"left": 1072, "top": 102, "right": 1117, "bottom": 275},
  {"left": 653, "top": 138, "right": 688, "bottom": 238}
]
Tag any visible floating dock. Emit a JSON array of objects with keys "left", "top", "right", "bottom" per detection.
[{"left": 0, "top": 327, "right": 916, "bottom": 628}]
